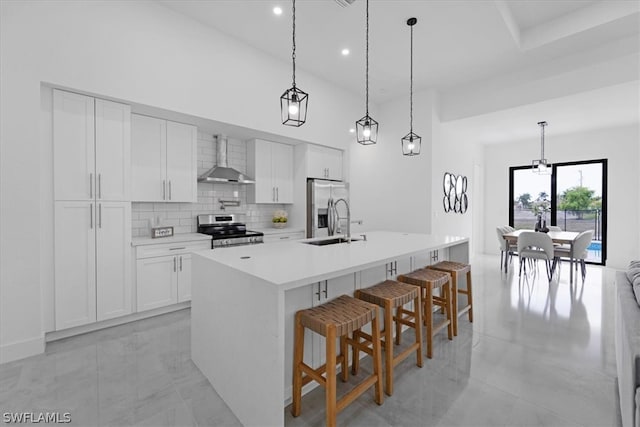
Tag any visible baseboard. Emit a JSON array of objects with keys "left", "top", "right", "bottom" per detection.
[
  {"left": 46, "top": 302, "right": 191, "bottom": 342},
  {"left": 0, "top": 334, "right": 45, "bottom": 364}
]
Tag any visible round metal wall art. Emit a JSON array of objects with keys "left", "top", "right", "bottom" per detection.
[{"left": 443, "top": 172, "right": 468, "bottom": 214}]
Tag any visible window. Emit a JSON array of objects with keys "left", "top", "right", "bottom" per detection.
[{"left": 509, "top": 159, "right": 607, "bottom": 265}]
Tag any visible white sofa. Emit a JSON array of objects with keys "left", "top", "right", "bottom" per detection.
[{"left": 615, "top": 261, "right": 640, "bottom": 427}]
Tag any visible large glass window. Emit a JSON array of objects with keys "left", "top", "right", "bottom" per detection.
[{"left": 509, "top": 159, "right": 607, "bottom": 265}]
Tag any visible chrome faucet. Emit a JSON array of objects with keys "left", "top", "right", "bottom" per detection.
[{"left": 333, "top": 198, "right": 351, "bottom": 243}]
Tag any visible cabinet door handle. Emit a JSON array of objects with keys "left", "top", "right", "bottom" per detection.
[
  {"left": 315, "top": 283, "right": 321, "bottom": 301},
  {"left": 98, "top": 204, "right": 102, "bottom": 228},
  {"left": 98, "top": 174, "right": 102, "bottom": 199},
  {"left": 179, "top": 256, "right": 183, "bottom": 271},
  {"left": 174, "top": 256, "right": 177, "bottom": 272},
  {"left": 90, "top": 204, "right": 93, "bottom": 229},
  {"left": 276, "top": 187, "right": 279, "bottom": 202},
  {"left": 169, "top": 180, "right": 172, "bottom": 200},
  {"left": 272, "top": 187, "right": 275, "bottom": 202},
  {"left": 89, "top": 173, "right": 93, "bottom": 199},
  {"left": 323, "top": 280, "right": 328, "bottom": 298},
  {"left": 163, "top": 180, "right": 166, "bottom": 200}
]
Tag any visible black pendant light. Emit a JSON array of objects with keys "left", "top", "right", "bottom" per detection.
[
  {"left": 280, "top": 0, "right": 308, "bottom": 127},
  {"left": 401, "top": 17, "right": 421, "bottom": 156},
  {"left": 355, "top": 0, "right": 378, "bottom": 145},
  {"left": 532, "top": 121, "right": 551, "bottom": 174}
]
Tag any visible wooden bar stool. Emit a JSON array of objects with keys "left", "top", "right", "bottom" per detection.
[
  {"left": 292, "top": 294, "right": 383, "bottom": 427},
  {"left": 397, "top": 269, "right": 453, "bottom": 358},
  {"left": 353, "top": 280, "right": 423, "bottom": 396},
  {"left": 428, "top": 261, "right": 473, "bottom": 336}
]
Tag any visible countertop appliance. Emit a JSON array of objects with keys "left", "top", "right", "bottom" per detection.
[
  {"left": 306, "top": 179, "right": 349, "bottom": 238},
  {"left": 197, "top": 214, "right": 264, "bottom": 248}
]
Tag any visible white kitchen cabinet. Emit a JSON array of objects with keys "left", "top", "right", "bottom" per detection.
[
  {"left": 307, "top": 144, "right": 343, "bottom": 181},
  {"left": 54, "top": 201, "right": 132, "bottom": 330},
  {"left": 262, "top": 230, "right": 305, "bottom": 244},
  {"left": 135, "top": 241, "right": 209, "bottom": 311},
  {"left": 131, "top": 114, "right": 197, "bottom": 203},
  {"left": 177, "top": 253, "right": 193, "bottom": 302},
  {"left": 96, "top": 202, "right": 132, "bottom": 321},
  {"left": 53, "top": 89, "right": 130, "bottom": 201},
  {"left": 247, "top": 139, "right": 294, "bottom": 204},
  {"left": 54, "top": 202, "right": 97, "bottom": 330},
  {"left": 136, "top": 256, "right": 178, "bottom": 311}
]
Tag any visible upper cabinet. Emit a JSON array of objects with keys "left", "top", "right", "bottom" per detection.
[
  {"left": 307, "top": 145, "right": 343, "bottom": 181},
  {"left": 53, "top": 89, "right": 131, "bottom": 201},
  {"left": 247, "top": 139, "right": 294, "bottom": 204},
  {"left": 131, "top": 114, "right": 197, "bottom": 203}
]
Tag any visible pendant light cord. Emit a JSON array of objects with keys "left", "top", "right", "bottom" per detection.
[
  {"left": 365, "top": 0, "right": 369, "bottom": 115},
  {"left": 292, "top": 0, "right": 297, "bottom": 87},
  {"left": 409, "top": 22, "right": 414, "bottom": 132}
]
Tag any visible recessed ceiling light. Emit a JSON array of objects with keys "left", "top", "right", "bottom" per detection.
[
  {"left": 273, "top": 6, "right": 283, "bottom": 15},
  {"left": 341, "top": 48, "right": 350, "bottom": 56},
  {"left": 349, "top": 128, "right": 355, "bottom": 133}
]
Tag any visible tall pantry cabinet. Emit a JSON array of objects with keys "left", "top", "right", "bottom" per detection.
[{"left": 53, "top": 89, "right": 132, "bottom": 330}]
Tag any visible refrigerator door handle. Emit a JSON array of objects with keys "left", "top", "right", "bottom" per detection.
[{"left": 327, "top": 198, "right": 333, "bottom": 236}]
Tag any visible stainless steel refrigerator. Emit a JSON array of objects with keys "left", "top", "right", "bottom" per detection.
[{"left": 306, "top": 179, "right": 349, "bottom": 238}]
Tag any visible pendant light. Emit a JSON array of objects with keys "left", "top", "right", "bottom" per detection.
[
  {"left": 280, "top": 0, "right": 308, "bottom": 127},
  {"left": 532, "top": 121, "right": 551, "bottom": 174},
  {"left": 355, "top": 0, "right": 378, "bottom": 145},
  {"left": 401, "top": 17, "right": 420, "bottom": 156}
]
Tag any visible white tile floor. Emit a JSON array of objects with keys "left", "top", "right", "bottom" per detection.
[{"left": 0, "top": 254, "right": 621, "bottom": 426}]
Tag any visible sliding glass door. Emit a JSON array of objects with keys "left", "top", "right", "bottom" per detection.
[{"left": 509, "top": 159, "right": 607, "bottom": 265}]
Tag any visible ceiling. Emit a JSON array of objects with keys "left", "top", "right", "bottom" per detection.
[
  {"left": 159, "top": 0, "right": 639, "bottom": 105},
  {"left": 441, "top": 80, "right": 640, "bottom": 144}
]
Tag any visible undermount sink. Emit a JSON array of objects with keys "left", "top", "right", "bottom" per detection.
[{"left": 303, "top": 237, "right": 361, "bottom": 246}]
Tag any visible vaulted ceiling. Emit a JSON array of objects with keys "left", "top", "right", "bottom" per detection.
[{"left": 159, "top": 0, "right": 639, "bottom": 104}]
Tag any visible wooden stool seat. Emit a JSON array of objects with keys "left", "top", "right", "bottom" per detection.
[
  {"left": 299, "top": 295, "right": 377, "bottom": 337},
  {"left": 354, "top": 280, "right": 423, "bottom": 396},
  {"left": 397, "top": 269, "right": 453, "bottom": 358},
  {"left": 428, "top": 261, "right": 473, "bottom": 336},
  {"left": 292, "top": 295, "right": 383, "bottom": 427}
]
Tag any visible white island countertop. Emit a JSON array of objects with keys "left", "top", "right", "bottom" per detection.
[{"left": 193, "top": 231, "right": 468, "bottom": 291}]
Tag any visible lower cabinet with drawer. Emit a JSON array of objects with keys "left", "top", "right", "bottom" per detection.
[
  {"left": 263, "top": 230, "right": 305, "bottom": 244},
  {"left": 135, "top": 240, "right": 210, "bottom": 311}
]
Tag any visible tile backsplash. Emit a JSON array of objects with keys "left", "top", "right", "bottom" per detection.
[{"left": 132, "top": 132, "right": 288, "bottom": 238}]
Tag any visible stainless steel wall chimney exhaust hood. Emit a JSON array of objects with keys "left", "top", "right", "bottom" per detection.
[{"left": 198, "top": 135, "right": 255, "bottom": 184}]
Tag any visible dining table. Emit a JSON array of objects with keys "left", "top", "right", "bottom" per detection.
[{"left": 502, "top": 229, "right": 580, "bottom": 282}]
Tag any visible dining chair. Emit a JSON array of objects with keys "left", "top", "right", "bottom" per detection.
[
  {"left": 553, "top": 230, "right": 594, "bottom": 282},
  {"left": 496, "top": 226, "right": 517, "bottom": 272},
  {"left": 547, "top": 226, "right": 567, "bottom": 248},
  {"left": 517, "top": 231, "right": 555, "bottom": 282}
]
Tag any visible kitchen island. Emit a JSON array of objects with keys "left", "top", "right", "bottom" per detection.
[{"left": 191, "top": 231, "right": 469, "bottom": 426}]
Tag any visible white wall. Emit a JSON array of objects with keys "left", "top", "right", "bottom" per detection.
[
  {"left": 483, "top": 124, "right": 640, "bottom": 268},
  {"left": 349, "top": 89, "right": 436, "bottom": 234},
  {"left": 0, "top": 1, "right": 361, "bottom": 362},
  {"left": 432, "top": 123, "right": 484, "bottom": 256}
]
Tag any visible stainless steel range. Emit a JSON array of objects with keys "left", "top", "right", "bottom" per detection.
[{"left": 197, "top": 214, "right": 264, "bottom": 248}]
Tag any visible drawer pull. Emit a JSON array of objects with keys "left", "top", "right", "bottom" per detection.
[{"left": 169, "top": 247, "right": 186, "bottom": 251}]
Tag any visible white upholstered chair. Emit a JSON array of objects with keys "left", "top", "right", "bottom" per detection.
[
  {"left": 553, "top": 230, "right": 594, "bottom": 281},
  {"left": 496, "top": 226, "right": 517, "bottom": 272},
  {"left": 517, "top": 231, "right": 555, "bottom": 282}
]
